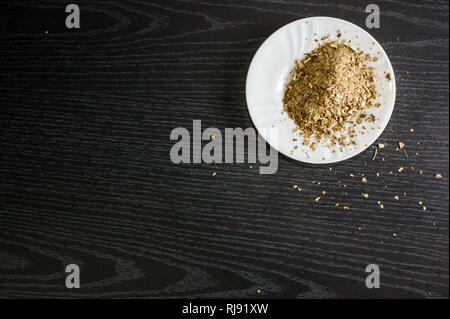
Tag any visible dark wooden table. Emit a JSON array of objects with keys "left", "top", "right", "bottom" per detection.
[{"left": 0, "top": 0, "right": 448, "bottom": 299}]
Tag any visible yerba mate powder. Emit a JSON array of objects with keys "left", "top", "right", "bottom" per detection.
[{"left": 283, "top": 41, "right": 377, "bottom": 148}]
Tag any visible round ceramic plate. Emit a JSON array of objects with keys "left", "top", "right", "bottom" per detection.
[{"left": 246, "top": 17, "right": 396, "bottom": 164}]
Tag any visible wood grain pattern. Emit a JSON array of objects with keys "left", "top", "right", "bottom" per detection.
[{"left": 0, "top": 0, "right": 448, "bottom": 298}]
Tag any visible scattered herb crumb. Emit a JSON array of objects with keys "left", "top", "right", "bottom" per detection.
[{"left": 372, "top": 148, "right": 378, "bottom": 160}]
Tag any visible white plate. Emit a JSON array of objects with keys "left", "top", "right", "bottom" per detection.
[{"left": 246, "top": 17, "right": 396, "bottom": 164}]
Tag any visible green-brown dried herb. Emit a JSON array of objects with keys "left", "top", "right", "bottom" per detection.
[{"left": 283, "top": 41, "right": 377, "bottom": 147}]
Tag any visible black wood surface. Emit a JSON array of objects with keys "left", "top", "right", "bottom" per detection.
[{"left": 0, "top": 0, "right": 448, "bottom": 299}]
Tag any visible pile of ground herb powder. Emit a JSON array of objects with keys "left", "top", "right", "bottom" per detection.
[{"left": 283, "top": 41, "right": 377, "bottom": 149}]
